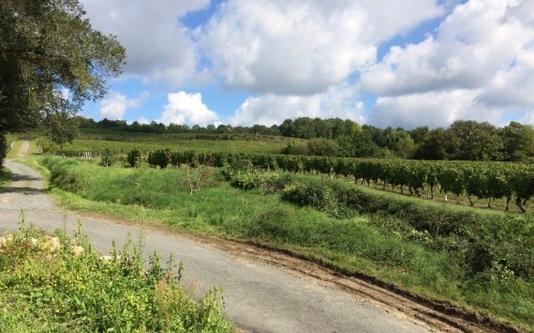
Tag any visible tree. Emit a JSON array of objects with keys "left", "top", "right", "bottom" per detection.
[
  {"left": 414, "top": 128, "right": 459, "bottom": 160},
  {"left": 0, "top": 0, "right": 125, "bottom": 166},
  {"left": 383, "top": 128, "right": 416, "bottom": 159},
  {"left": 45, "top": 111, "right": 79, "bottom": 148},
  {"left": 501, "top": 122, "right": 534, "bottom": 161},
  {"left": 448, "top": 121, "right": 502, "bottom": 160},
  {"left": 307, "top": 138, "right": 339, "bottom": 156}
]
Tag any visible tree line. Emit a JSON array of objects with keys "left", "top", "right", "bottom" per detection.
[{"left": 78, "top": 117, "right": 534, "bottom": 162}]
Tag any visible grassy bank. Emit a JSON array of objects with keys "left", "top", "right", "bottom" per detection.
[
  {"left": 39, "top": 156, "right": 533, "bottom": 330},
  {"left": 0, "top": 168, "right": 11, "bottom": 188},
  {"left": 0, "top": 226, "right": 231, "bottom": 332}
]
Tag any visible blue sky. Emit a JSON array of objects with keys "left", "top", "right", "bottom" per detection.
[{"left": 80, "top": 0, "right": 534, "bottom": 128}]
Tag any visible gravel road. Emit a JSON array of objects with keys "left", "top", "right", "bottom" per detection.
[{"left": 0, "top": 158, "right": 434, "bottom": 333}]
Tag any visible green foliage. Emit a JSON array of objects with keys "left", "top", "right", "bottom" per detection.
[
  {"left": 39, "top": 156, "right": 534, "bottom": 328},
  {"left": 0, "top": 227, "right": 231, "bottom": 332},
  {"left": 306, "top": 138, "right": 340, "bottom": 156},
  {"left": 99, "top": 147, "right": 114, "bottom": 167},
  {"left": 0, "top": 0, "right": 125, "bottom": 133},
  {"left": 45, "top": 111, "right": 79, "bottom": 148},
  {"left": 145, "top": 150, "right": 534, "bottom": 211},
  {"left": 126, "top": 149, "right": 141, "bottom": 168},
  {"left": 501, "top": 122, "right": 534, "bottom": 161},
  {"left": 280, "top": 176, "right": 533, "bottom": 277},
  {"left": 449, "top": 121, "right": 503, "bottom": 161},
  {"left": 148, "top": 149, "right": 171, "bottom": 169},
  {"left": 0, "top": 133, "right": 6, "bottom": 167}
]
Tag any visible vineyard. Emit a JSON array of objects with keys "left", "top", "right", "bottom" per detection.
[
  {"left": 38, "top": 155, "right": 534, "bottom": 329},
  {"left": 52, "top": 146, "right": 534, "bottom": 212}
]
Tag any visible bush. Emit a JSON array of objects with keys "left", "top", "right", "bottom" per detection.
[
  {"left": 0, "top": 227, "right": 232, "bottom": 332},
  {"left": 148, "top": 149, "right": 171, "bottom": 169},
  {"left": 127, "top": 149, "right": 141, "bottom": 168},
  {"left": 282, "top": 140, "right": 308, "bottom": 155},
  {"left": 100, "top": 147, "right": 114, "bottom": 167},
  {"left": 307, "top": 138, "right": 339, "bottom": 156}
]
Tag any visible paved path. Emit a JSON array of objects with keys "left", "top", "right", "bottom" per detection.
[{"left": 0, "top": 159, "right": 433, "bottom": 333}]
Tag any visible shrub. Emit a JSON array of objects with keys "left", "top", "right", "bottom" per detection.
[
  {"left": 100, "top": 147, "right": 114, "bottom": 167},
  {"left": 148, "top": 149, "right": 171, "bottom": 169},
  {"left": 127, "top": 149, "right": 141, "bottom": 168},
  {"left": 282, "top": 140, "right": 308, "bottom": 155},
  {"left": 307, "top": 138, "right": 340, "bottom": 156}
]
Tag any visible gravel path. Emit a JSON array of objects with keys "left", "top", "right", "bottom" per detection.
[{"left": 0, "top": 158, "right": 434, "bottom": 333}]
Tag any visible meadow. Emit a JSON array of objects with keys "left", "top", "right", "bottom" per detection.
[{"left": 39, "top": 156, "right": 534, "bottom": 330}]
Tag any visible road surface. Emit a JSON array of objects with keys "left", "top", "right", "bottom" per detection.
[{"left": 0, "top": 158, "right": 437, "bottom": 333}]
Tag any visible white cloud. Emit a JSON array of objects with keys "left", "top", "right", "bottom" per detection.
[
  {"left": 523, "top": 112, "right": 534, "bottom": 125},
  {"left": 100, "top": 92, "right": 147, "bottom": 120},
  {"left": 136, "top": 117, "right": 150, "bottom": 125},
  {"left": 360, "top": 0, "right": 534, "bottom": 127},
  {"left": 230, "top": 84, "right": 364, "bottom": 126},
  {"left": 158, "top": 92, "right": 218, "bottom": 126},
  {"left": 367, "top": 89, "right": 507, "bottom": 129},
  {"left": 477, "top": 48, "right": 534, "bottom": 109},
  {"left": 197, "top": 0, "right": 442, "bottom": 95},
  {"left": 81, "top": 0, "right": 209, "bottom": 86}
]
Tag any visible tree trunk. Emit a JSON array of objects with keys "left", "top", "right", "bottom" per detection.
[
  {"left": 468, "top": 194, "right": 474, "bottom": 206},
  {"left": 516, "top": 197, "right": 527, "bottom": 213}
]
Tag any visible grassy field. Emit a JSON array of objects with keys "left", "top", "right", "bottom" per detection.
[
  {"left": 38, "top": 128, "right": 297, "bottom": 156},
  {"left": 39, "top": 156, "right": 534, "bottom": 330},
  {"left": 0, "top": 226, "right": 231, "bottom": 332}
]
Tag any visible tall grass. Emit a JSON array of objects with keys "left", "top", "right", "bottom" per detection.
[{"left": 41, "top": 156, "right": 534, "bottom": 329}]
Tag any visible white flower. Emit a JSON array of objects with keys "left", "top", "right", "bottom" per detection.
[
  {"left": 41, "top": 236, "right": 61, "bottom": 253},
  {"left": 70, "top": 246, "right": 84, "bottom": 257},
  {"left": 100, "top": 255, "right": 113, "bottom": 263}
]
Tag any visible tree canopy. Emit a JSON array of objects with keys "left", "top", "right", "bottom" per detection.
[{"left": 0, "top": 0, "right": 125, "bottom": 165}]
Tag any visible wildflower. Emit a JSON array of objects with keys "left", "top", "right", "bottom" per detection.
[
  {"left": 0, "top": 234, "right": 12, "bottom": 248},
  {"left": 70, "top": 246, "right": 84, "bottom": 257},
  {"left": 41, "top": 236, "right": 61, "bottom": 253},
  {"left": 100, "top": 255, "right": 113, "bottom": 263}
]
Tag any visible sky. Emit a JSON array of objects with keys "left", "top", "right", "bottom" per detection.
[{"left": 79, "top": 0, "right": 534, "bottom": 129}]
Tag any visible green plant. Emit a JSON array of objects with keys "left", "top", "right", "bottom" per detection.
[
  {"left": 0, "top": 226, "right": 232, "bottom": 332},
  {"left": 100, "top": 147, "right": 114, "bottom": 167},
  {"left": 148, "top": 149, "right": 171, "bottom": 169},
  {"left": 127, "top": 149, "right": 142, "bottom": 168}
]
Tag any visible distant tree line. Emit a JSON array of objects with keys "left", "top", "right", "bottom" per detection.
[{"left": 77, "top": 117, "right": 534, "bottom": 162}]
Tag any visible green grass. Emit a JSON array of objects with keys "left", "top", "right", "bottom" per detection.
[
  {"left": 0, "top": 226, "right": 231, "bottom": 332},
  {"left": 38, "top": 156, "right": 534, "bottom": 330},
  {"left": 36, "top": 128, "right": 298, "bottom": 157},
  {"left": 0, "top": 168, "right": 11, "bottom": 188}
]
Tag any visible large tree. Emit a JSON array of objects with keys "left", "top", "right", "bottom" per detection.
[
  {"left": 501, "top": 121, "right": 534, "bottom": 161},
  {"left": 0, "top": 0, "right": 125, "bottom": 165},
  {"left": 448, "top": 121, "right": 503, "bottom": 160}
]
